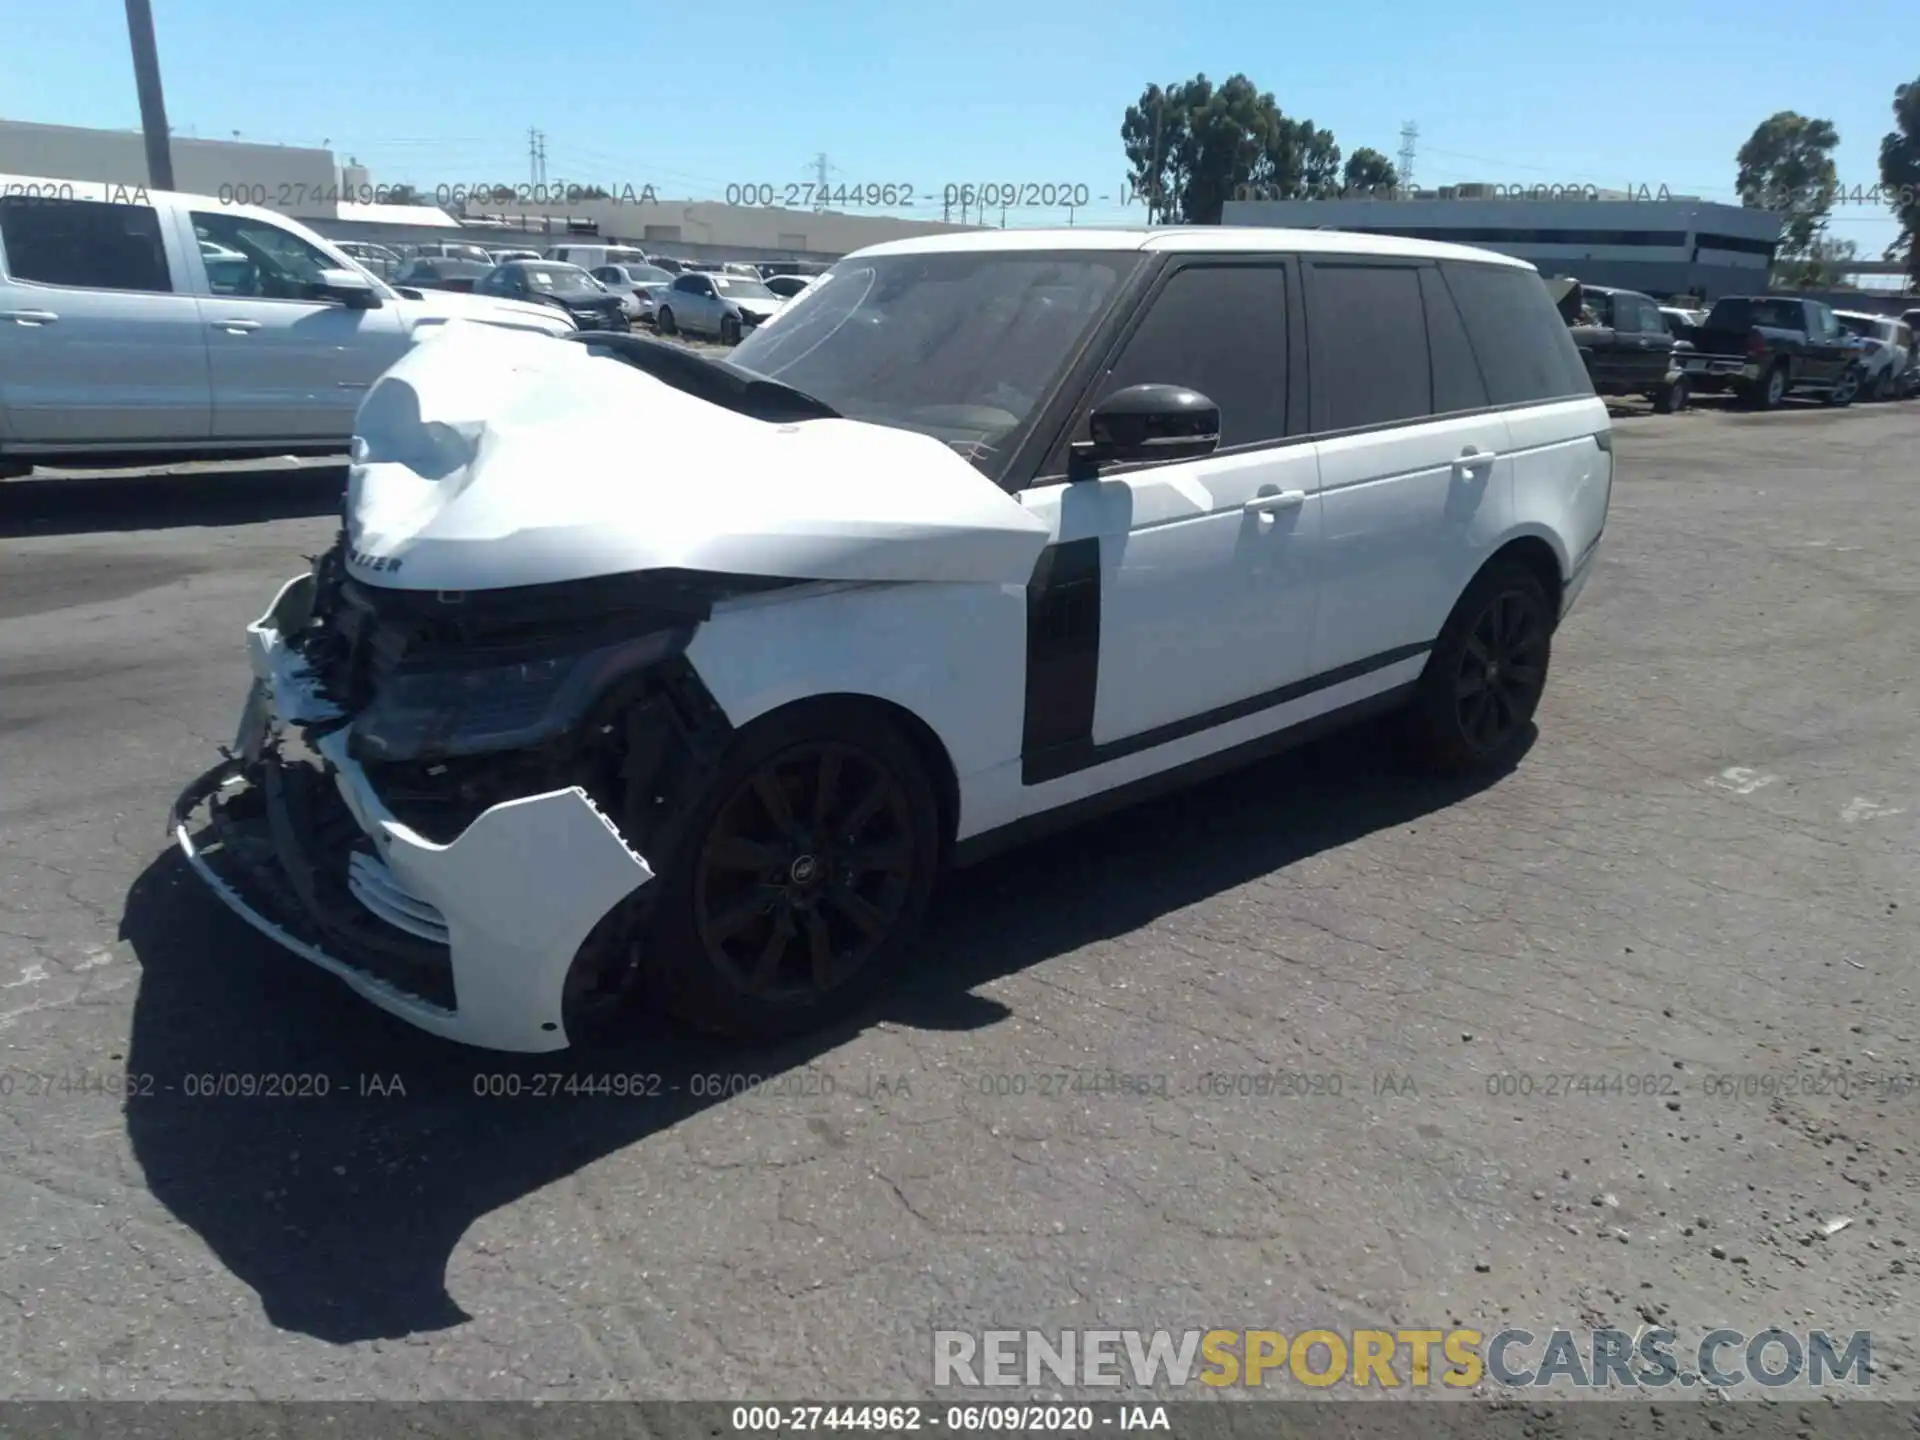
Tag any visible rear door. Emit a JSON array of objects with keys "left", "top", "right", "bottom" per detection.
[
  {"left": 1618, "top": 293, "right": 1672, "bottom": 389},
  {"left": 0, "top": 194, "right": 210, "bottom": 445},
  {"left": 183, "top": 208, "right": 409, "bottom": 442},
  {"left": 1304, "top": 257, "right": 1514, "bottom": 674}
]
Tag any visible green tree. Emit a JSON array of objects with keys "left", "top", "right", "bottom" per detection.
[
  {"left": 1120, "top": 74, "right": 1345, "bottom": 223},
  {"left": 1734, "top": 111, "right": 1841, "bottom": 272},
  {"left": 1878, "top": 77, "right": 1920, "bottom": 287},
  {"left": 1776, "top": 233, "right": 1859, "bottom": 288},
  {"left": 1341, "top": 147, "right": 1400, "bottom": 196}
]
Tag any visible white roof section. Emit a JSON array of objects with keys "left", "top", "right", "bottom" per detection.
[
  {"left": 335, "top": 201, "right": 462, "bottom": 228},
  {"left": 845, "top": 225, "right": 1533, "bottom": 270}
]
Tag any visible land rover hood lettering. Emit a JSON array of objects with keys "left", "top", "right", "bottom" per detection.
[{"left": 344, "top": 322, "right": 1051, "bottom": 592}]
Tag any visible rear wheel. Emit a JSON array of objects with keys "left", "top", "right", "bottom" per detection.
[
  {"left": 1405, "top": 560, "right": 1554, "bottom": 774},
  {"left": 720, "top": 313, "right": 742, "bottom": 345},
  {"left": 640, "top": 702, "right": 941, "bottom": 1043},
  {"left": 1871, "top": 368, "right": 1895, "bottom": 402},
  {"left": 1746, "top": 362, "right": 1788, "bottom": 410}
]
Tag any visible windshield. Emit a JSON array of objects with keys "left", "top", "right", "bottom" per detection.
[
  {"left": 520, "top": 265, "right": 604, "bottom": 296},
  {"left": 632, "top": 265, "right": 672, "bottom": 282},
  {"left": 713, "top": 275, "right": 776, "bottom": 299},
  {"left": 728, "top": 251, "right": 1139, "bottom": 474}
]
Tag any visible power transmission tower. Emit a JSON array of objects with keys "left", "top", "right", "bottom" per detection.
[
  {"left": 528, "top": 128, "right": 540, "bottom": 187},
  {"left": 536, "top": 132, "right": 547, "bottom": 187},
  {"left": 810, "top": 152, "right": 837, "bottom": 210},
  {"left": 1397, "top": 121, "right": 1418, "bottom": 194}
]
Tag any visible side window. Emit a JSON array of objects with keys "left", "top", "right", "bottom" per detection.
[
  {"left": 1084, "top": 263, "right": 1290, "bottom": 450},
  {"left": 1442, "top": 262, "right": 1593, "bottom": 404},
  {"left": 1306, "top": 262, "right": 1431, "bottom": 432},
  {"left": 1583, "top": 290, "right": 1614, "bottom": 327},
  {"left": 0, "top": 197, "right": 172, "bottom": 293},
  {"left": 1420, "top": 267, "right": 1488, "bottom": 413},
  {"left": 672, "top": 274, "right": 698, "bottom": 294},
  {"left": 190, "top": 211, "right": 337, "bottom": 300},
  {"left": 1638, "top": 298, "right": 1667, "bottom": 335}
]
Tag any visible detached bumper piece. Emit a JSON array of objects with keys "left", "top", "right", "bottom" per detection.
[{"left": 170, "top": 576, "right": 656, "bottom": 1053}]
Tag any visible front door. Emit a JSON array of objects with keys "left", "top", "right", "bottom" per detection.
[
  {"left": 185, "top": 209, "right": 409, "bottom": 442},
  {"left": 1014, "top": 258, "right": 1323, "bottom": 797},
  {"left": 0, "top": 194, "right": 211, "bottom": 445},
  {"left": 1618, "top": 293, "right": 1673, "bottom": 389}
]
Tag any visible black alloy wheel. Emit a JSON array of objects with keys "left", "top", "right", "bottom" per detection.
[
  {"left": 1407, "top": 559, "right": 1555, "bottom": 773},
  {"left": 693, "top": 742, "right": 915, "bottom": 1003},
  {"left": 1454, "top": 590, "right": 1549, "bottom": 754},
  {"left": 656, "top": 306, "right": 677, "bottom": 335},
  {"left": 641, "top": 701, "right": 942, "bottom": 1043},
  {"left": 720, "top": 313, "right": 742, "bottom": 345}
]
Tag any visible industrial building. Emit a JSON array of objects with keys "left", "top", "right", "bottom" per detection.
[
  {"left": 1223, "top": 189, "right": 1786, "bottom": 301},
  {"left": 0, "top": 119, "right": 980, "bottom": 264}
]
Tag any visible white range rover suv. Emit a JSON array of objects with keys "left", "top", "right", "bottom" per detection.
[
  {"left": 173, "top": 227, "right": 1611, "bottom": 1053},
  {"left": 0, "top": 174, "right": 576, "bottom": 476}
]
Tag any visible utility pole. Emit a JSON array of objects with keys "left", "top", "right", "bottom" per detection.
[
  {"left": 1397, "top": 121, "right": 1419, "bottom": 196},
  {"left": 528, "top": 128, "right": 539, "bottom": 187},
  {"left": 536, "top": 133, "right": 547, "bottom": 186},
  {"left": 811, "top": 152, "right": 833, "bottom": 210},
  {"left": 1146, "top": 89, "right": 1165, "bottom": 225},
  {"left": 123, "top": 0, "right": 174, "bottom": 188}
]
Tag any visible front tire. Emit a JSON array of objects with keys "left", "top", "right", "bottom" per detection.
[
  {"left": 1406, "top": 560, "right": 1554, "bottom": 774},
  {"left": 1824, "top": 368, "right": 1858, "bottom": 408},
  {"left": 656, "top": 305, "right": 677, "bottom": 336},
  {"left": 720, "top": 313, "right": 742, "bottom": 345},
  {"left": 640, "top": 701, "right": 942, "bottom": 1043},
  {"left": 1654, "top": 376, "right": 1690, "bottom": 414}
]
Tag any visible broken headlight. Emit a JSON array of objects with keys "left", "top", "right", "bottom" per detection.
[{"left": 348, "top": 627, "right": 689, "bottom": 763}]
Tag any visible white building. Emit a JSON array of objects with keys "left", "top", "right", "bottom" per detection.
[{"left": 1223, "top": 191, "right": 1785, "bottom": 300}]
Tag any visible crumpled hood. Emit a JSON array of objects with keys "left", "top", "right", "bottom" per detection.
[
  {"left": 395, "top": 288, "right": 575, "bottom": 335},
  {"left": 345, "top": 322, "right": 1050, "bottom": 593}
]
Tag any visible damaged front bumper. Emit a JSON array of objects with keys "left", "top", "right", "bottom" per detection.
[{"left": 170, "top": 573, "right": 655, "bottom": 1052}]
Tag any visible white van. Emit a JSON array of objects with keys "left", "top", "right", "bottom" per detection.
[
  {"left": 544, "top": 243, "right": 650, "bottom": 270},
  {"left": 0, "top": 173, "right": 578, "bottom": 474},
  {"left": 176, "top": 227, "right": 1613, "bottom": 1053}
]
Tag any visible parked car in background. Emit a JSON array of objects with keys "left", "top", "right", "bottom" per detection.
[
  {"left": 652, "top": 270, "right": 785, "bottom": 343},
  {"left": 0, "top": 174, "right": 575, "bottom": 475},
  {"left": 474, "top": 260, "right": 630, "bottom": 331},
  {"left": 1672, "top": 295, "right": 1862, "bottom": 409},
  {"left": 1833, "top": 311, "right": 1915, "bottom": 401},
  {"left": 590, "top": 263, "right": 674, "bottom": 324},
  {"left": 649, "top": 256, "right": 688, "bottom": 275},
  {"left": 490, "top": 248, "right": 542, "bottom": 264},
  {"left": 171, "top": 227, "right": 1610, "bottom": 1052},
  {"left": 392, "top": 257, "right": 495, "bottom": 293},
  {"left": 544, "top": 243, "right": 650, "bottom": 271},
  {"left": 399, "top": 239, "right": 498, "bottom": 266},
  {"left": 1556, "top": 282, "right": 1688, "bottom": 412},
  {"left": 763, "top": 273, "right": 816, "bottom": 300},
  {"left": 1658, "top": 305, "right": 1708, "bottom": 337},
  {"left": 336, "top": 240, "right": 404, "bottom": 279}
]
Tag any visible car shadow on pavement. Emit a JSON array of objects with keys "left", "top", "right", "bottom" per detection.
[
  {"left": 0, "top": 464, "right": 346, "bottom": 539},
  {"left": 117, "top": 715, "right": 1523, "bottom": 1341}
]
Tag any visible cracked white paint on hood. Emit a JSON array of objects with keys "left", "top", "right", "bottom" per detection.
[{"left": 344, "top": 322, "right": 1050, "bottom": 594}]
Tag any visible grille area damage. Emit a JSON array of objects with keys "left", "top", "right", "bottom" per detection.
[{"left": 170, "top": 538, "right": 749, "bottom": 1049}]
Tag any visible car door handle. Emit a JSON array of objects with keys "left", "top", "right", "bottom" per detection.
[
  {"left": 1245, "top": 490, "right": 1306, "bottom": 515},
  {"left": 1, "top": 309, "right": 58, "bottom": 324},
  {"left": 211, "top": 319, "right": 262, "bottom": 333},
  {"left": 1453, "top": 446, "right": 1495, "bottom": 478}
]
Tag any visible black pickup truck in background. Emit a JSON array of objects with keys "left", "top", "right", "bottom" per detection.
[
  {"left": 1674, "top": 296, "right": 1863, "bottom": 410},
  {"left": 1568, "top": 285, "right": 1689, "bottom": 412}
]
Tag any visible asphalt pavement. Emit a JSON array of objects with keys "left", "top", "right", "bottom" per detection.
[{"left": 0, "top": 401, "right": 1916, "bottom": 1400}]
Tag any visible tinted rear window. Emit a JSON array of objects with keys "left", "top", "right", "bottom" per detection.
[
  {"left": 1441, "top": 262, "right": 1592, "bottom": 405},
  {"left": 1306, "top": 262, "right": 1432, "bottom": 431},
  {"left": 0, "top": 196, "right": 172, "bottom": 293}
]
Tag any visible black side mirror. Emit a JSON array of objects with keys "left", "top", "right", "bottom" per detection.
[{"left": 1069, "top": 384, "right": 1220, "bottom": 479}]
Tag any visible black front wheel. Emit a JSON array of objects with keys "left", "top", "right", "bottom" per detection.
[
  {"left": 1654, "top": 376, "right": 1690, "bottom": 414},
  {"left": 720, "top": 314, "right": 742, "bottom": 345},
  {"left": 656, "top": 306, "right": 677, "bottom": 336},
  {"left": 1823, "top": 369, "right": 1859, "bottom": 407},
  {"left": 640, "top": 702, "right": 942, "bottom": 1043},
  {"left": 1406, "top": 560, "right": 1554, "bottom": 773}
]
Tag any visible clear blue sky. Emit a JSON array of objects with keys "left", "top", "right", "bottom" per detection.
[{"left": 4, "top": 0, "right": 1916, "bottom": 261}]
